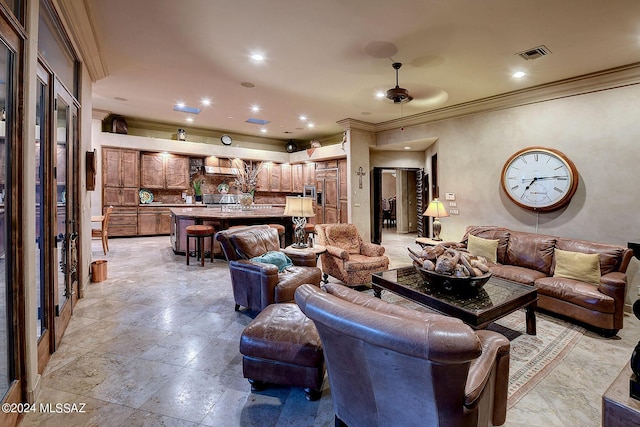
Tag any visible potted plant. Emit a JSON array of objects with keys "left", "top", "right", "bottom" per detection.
[{"left": 193, "top": 178, "right": 204, "bottom": 202}]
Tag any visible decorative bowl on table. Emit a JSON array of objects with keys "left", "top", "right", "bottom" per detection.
[{"left": 416, "top": 265, "right": 492, "bottom": 293}]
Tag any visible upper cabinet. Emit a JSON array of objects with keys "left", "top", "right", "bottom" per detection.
[
  {"left": 103, "top": 147, "right": 139, "bottom": 188},
  {"left": 293, "top": 163, "right": 315, "bottom": 192},
  {"left": 140, "top": 152, "right": 189, "bottom": 189},
  {"left": 255, "top": 162, "right": 304, "bottom": 192}
]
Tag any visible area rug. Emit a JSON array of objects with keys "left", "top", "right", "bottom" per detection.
[{"left": 375, "top": 291, "right": 586, "bottom": 409}]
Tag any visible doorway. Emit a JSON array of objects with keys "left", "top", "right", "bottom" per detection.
[{"left": 372, "top": 167, "right": 424, "bottom": 244}]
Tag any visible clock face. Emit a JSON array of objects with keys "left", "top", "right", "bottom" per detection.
[
  {"left": 501, "top": 147, "right": 579, "bottom": 212},
  {"left": 221, "top": 134, "right": 232, "bottom": 146}
]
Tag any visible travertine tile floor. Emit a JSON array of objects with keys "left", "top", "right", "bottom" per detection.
[{"left": 19, "top": 231, "right": 640, "bottom": 426}]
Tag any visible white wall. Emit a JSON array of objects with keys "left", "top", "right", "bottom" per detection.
[{"left": 380, "top": 83, "right": 640, "bottom": 305}]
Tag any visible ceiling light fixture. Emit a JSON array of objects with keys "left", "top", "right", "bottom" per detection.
[
  {"left": 299, "top": 115, "right": 307, "bottom": 121},
  {"left": 307, "top": 123, "right": 315, "bottom": 128},
  {"left": 513, "top": 71, "right": 526, "bottom": 78},
  {"left": 201, "top": 98, "right": 211, "bottom": 106},
  {"left": 386, "top": 63, "right": 413, "bottom": 104},
  {"left": 186, "top": 117, "right": 194, "bottom": 123},
  {"left": 260, "top": 128, "right": 267, "bottom": 133},
  {"left": 375, "top": 91, "right": 385, "bottom": 99},
  {"left": 404, "top": 146, "right": 411, "bottom": 150},
  {"left": 251, "top": 105, "right": 261, "bottom": 112},
  {"left": 251, "top": 53, "right": 265, "bottom": 61}
]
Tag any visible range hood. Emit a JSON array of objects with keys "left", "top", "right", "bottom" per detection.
[{"left": 204, "top": 166, "right": 238, "bottom": 175}]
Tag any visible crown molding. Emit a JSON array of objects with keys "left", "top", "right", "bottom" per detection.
[
  {"left": 56, "top": 0, "right": 108, "bottom": 82},
  {"left": 336, "top": 118, "right": 376, "bottom": 132},
  {"left": 92, "top": 109, "right": 111, "bottom": 120},
  {"left": 374, "top": 62, "right": 640, "bottom": 132}
]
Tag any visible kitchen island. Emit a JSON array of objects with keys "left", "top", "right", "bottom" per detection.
[{"left": 169, "top": 205, "right": 291, "bottom": 256}]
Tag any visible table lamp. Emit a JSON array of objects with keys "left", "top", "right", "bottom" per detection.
[
  {"left": 284, "top": 196, "right": 315, "bottom": 248},
  {"left": 423, "top": 198, "right": 450, "bottom": 241}
]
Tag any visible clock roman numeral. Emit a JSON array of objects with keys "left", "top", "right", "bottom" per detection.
[
  {"left": 511, "top": 185, "right": 519, "bottom": 190},
  {"left": 553, "top": 187, "right": 564, "bottom": 193}
]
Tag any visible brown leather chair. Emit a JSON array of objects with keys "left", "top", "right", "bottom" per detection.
[
  {"left": 216, "top": 225, "right": 322, "bottom": 312},
  {"left": 295, "top": 283, "right": 510, "bottom": 427},
  {"left": 315, "top": 223, "right": 389, "bottom": 286}
]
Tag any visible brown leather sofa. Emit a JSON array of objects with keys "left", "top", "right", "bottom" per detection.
[
  {"left": 295, "top": 282, "right": 510, "bottom": 427},
  {"left": 216, "top": 225, "right": 322, "bottom": 312},
  {"left": 463, "top": 226, "right": 633, "bottom": 336}
]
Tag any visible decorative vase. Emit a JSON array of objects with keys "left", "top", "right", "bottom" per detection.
[
  {"left": 238, "top": 192, "right": 253, "bottom": 209},
  {"left": 195, "top": 194, "right": 203, "bottom": 202}
]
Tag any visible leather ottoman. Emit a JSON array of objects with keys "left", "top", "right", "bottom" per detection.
[{"left": 239, "top": 303, "right": 325, "bottom": 400}]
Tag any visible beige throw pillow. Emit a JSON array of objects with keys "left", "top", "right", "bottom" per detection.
[
  {"left": 467, "top": 234, "right": 498, "bottom": 263},
  {"left": 553, "top": 248, "right": 601, "bottom": 285}
]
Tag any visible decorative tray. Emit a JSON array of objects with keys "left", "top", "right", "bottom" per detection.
[{"left": 139, "top": 189, "right": 154, "bottom": 204}]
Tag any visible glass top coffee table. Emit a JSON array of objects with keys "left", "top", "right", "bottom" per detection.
[{"left": 372, "top": 266, "right": 538, "bottom": 335}]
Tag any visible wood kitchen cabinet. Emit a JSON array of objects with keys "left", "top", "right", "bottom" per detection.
[
  {"left": 141, "top": 152, "right": 189, "bottom": 189},
  {"left": 293, "top": 162, "right": 316, "bottom": 192},
  {"left": 138, "top": 206, "right": 172, "bottom": 235},
  {"left": 103, "top": 147, "right": 139, "bottom": 188},
  {"left": 256, "top": 162, "right": 293, "bottom": 192},
  {"left": 103, "top": 147, "right": 140, "bottom": 236},
  {"left": 316, "top": 158, "right": 346, "bottom": 224}
]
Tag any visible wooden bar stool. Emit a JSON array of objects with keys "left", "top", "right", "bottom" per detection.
[{"left": 185, "top": 225, "right": 215, "bottom": 266}]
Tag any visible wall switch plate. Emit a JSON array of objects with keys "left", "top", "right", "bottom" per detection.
[
  {"left": 449, "top": 209, "right": 459, "bottom": 215},
  {"left": 449, "top": 201, "right": 457, "bottom": 207},
  {"left": 354, "top": 203, "right": 361, "bottom": 207},
  {"left": 445, "top": 192, "right": 455, "bottom": 201}
]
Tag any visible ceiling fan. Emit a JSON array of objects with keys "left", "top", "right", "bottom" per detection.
[{"left": 386, "top": 62, "right": 413, "bottom": 104}]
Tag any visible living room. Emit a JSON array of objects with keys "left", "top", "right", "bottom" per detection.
[{"left": 4, "top": 1, "right": 640, "bottom": 426}]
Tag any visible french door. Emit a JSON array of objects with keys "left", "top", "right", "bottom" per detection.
[
  {"left": 35, "top": 62, "right": 79, "bottom": 365},
  {"left": 52, "top": 81, "right": 78, "bottom": 348}
]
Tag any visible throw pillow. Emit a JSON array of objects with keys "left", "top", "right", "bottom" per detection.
[
  {"left": 467, "top": 234, "right": 499, "bottom": 263},
  {"left": 251, "top": 251, "right": 293, "bottom": 272},
  {"left": 553, "top": 249, "right": 601, "bottom": 285}
]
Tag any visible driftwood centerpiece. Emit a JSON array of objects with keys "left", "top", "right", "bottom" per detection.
[{"left": 408, "top": 242, "right": 492, "bottom": 292}]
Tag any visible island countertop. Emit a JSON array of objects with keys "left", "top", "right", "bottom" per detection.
[{"left": 170, "top": 206, "right": 287, "bottom": 219}]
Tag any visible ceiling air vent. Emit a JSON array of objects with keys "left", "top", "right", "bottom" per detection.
[{"left": 516, "top": 45, "right": 551, "bottom": 60}]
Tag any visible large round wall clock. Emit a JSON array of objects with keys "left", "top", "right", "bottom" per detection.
[{"left": 501, "top": 146, "right": 579, "bottom": 212}]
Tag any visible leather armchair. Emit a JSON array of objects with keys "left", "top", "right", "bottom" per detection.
[
  {"left": 295, "top": 283, "right": 510, "bottom": 427},
  {"left": 216, "top": 225, "right": 322, "bottom": 312},
  {"left": 315, "top": 223, "right": 389, "bottom": 286}
]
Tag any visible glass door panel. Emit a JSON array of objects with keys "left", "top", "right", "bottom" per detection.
[
  {"left": 53, "top": 85, "right": 77, "bottom": 347},
  {"left": 0, "top": 38, "right": 13, "bottom": 398},
  {"left": 55, "top": 96, "right": 68, "bottom": 320},
  {"left": 35, "top": 78, "right": 46, "bottom": 339}
]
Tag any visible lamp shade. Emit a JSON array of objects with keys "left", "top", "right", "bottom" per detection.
[
  {"left": 284, "top": 196, "right": 315, "bottom": 217},
  {"left": 423, "top": 199, "right": 449, "bottom": 218}
]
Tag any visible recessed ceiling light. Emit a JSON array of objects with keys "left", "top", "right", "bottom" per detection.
[
  {"left": 513, "top": 71, "right": 526, "bottom": 78},
  {"left": 299, "top": 115, "right": 307, "bottom": 121},
  {"left": 260, "top": 128, "right": 267, "bottom": 133},
  {"left": 186, "top": 117, "right": 194, "bottom": 123},
  {"left": 404, "top": 146, "right": 411, "bottom": 150},
  {"left": 307, "top": 123, "right": 315, "bottom": 128},
  {"left": 226, "top": 116, "right": 233, "bottom": 119},
  {"left": 251, "top": 53, "right": 265, "bottom": 61},
  {"left": 361, "top": 112, "right": 371, "bottom": 116},
  {"left": 176, "top": 102, "right": 185, "bottom": 108},
  {"left": 201, "top": 98, "right": 211, "bottom": 106},
  {"left": 375, "top": 91, "right": 385, "bottom": 98},
  {"left": 251, "top": 105, "right": 261, "bottom": 112}
]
